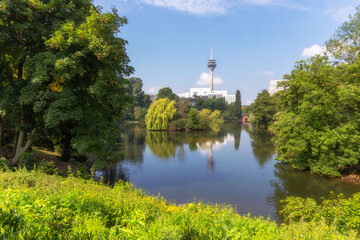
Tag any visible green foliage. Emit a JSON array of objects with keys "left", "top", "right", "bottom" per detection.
[
  {"left": 195, "top": 97, "right": 226, "bottom": 112},
  {"left": 272, "top": 8, "right": 360, "bottom": 176},
  {"left": 0, "top": 0, "right": 133, "bottom": 162},
  {"left": 197, "top": 109, "right": 212, "bottom": 130},
  {"left": 18, "top": 152, "right": 35, "bottom": 170},
  {"left": 250, "top": 90, "right": 277, "bottom": 130},
  {"left": 145, "top": 99, "right": 176, "bottom": 130},
  {"left": 37, "top": 159, "right": 57, "bottom": 175},
  {"left": 0, "top": 170, "right": 356, "bottom": 239},
  {"left": 156, "top": 87, "right": 179, "bottom": 101},
  {"left": 282, "top": 192, "right": 360, "bottom": 236},
  {"left": 272, "top": 55, "right": 360, "bottom": 176},
  {"left": 187, "top": 108, "right": 199, "bottom": 130},
  {"left": 0, "top": 157, "right": 10, "bottom": 171},
  {"left": 235, "top": 90, "right": 242, "bottom": 118},
  {"left": 326, "top": 6, "right": 360, "bottom": 62},
  {"left": 134, "top": 106, "right": 147, "bottom": 121}
]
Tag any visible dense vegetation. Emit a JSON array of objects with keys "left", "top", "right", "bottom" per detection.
[
  {"left": 247, "top": 90, "right": 277, "bottom": 130},
  {"left": 0, "top": 169, "right": 358, "bottom": 239},
  {"left": 0, "top": 0, "right": 135, "bottom": 163},
  {"left": 144, "top": 87, "right": 242, "bottom": 131},
  {"left": 248, "top": 7, "right": 360, "bottom": 176}
]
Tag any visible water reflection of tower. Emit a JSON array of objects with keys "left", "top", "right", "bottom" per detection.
[
  {"left": 208, "top": 143, "right": 215, "bottom": 176},
  {"left": 207, "top": 49, "right": 217, "bottom": 91}
]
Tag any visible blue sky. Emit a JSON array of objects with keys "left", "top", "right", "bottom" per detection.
[{"left": 93, "top": 0, "right": 359, "bottom": 104}]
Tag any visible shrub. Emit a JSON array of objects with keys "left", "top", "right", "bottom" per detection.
[
  {"left": 37, "top": 159, "right": 57, "bottom": 175},
  {"left": 18, "top": 152, "right": 35, "bottom": 170},
  {"left": 0, "top": 157, "right": 11, "bottom": 171}
]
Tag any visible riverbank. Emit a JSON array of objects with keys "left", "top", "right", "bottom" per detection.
[{"left": 0, "top": 170, "right": 357, "bottom": 239}]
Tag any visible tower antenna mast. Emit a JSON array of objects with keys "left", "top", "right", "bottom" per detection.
[{"left": 207, "top": 48, "right": 217, "bottom": 91}]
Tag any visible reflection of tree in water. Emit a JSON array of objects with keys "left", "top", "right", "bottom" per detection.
[
  {"left": 146, "top": 131, "right": 176, "bottom": 159},
  {"left": 120, "top": 124, "right": 146, "bottom": 164},
  {"left": 245, "top": 125, "right": 275, "bottom": 167},
  {"left": 97, "top": 163, "right": 130, "bottom": 186},
  {"left": 268, "top": 163, "right": 360, "bottom": 222}
]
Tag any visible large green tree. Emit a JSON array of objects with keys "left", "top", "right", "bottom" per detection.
[
  {"left": 273, "top": 56, "right": 360, "bottom": 176},
  {"left": 145, "top": 98, "right": 176, "bottom": 130},
  {"left": 156, "top": 87, "right": 178, "bottom": 101},
  {"left": 250, "top": 90, "right": 277, "bottom": 130},
  {"left": 0, "top": 0, "right": 133, "bottom": 163},
  {"left": 234, "top": 90, "right": 242, "bottom": 118},
  {"left": 272, "top": 7, "right": 360, "bottom": 176}
]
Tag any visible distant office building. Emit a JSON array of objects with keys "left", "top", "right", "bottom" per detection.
[
  {"left": 178, "top": 88, "right": 235, "bottom": 103},
  {"left": 177, "top": 49, "right": 236, "bottom": 104},
  {"left": 268, "top": 79, "right": 286, "bottom": 95}
]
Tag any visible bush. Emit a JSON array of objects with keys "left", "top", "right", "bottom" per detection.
[
  {"left": 0, "top": 157, "right": 11, "bottom": 171},
  {"left": 37, "top": 159, "right": 57, "bottom": 175},
  {"left": 173, "top": 118, "right": 187, "bottom": 130},
  {"left": 18, "top": 152, "right": 35, "bottom": 170},
  {"left": 281, "top": 192, "right": 360, "bottom": 235}
]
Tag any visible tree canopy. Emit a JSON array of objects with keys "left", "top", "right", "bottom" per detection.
[
  {"left": 249, "top": 90, "right": 277, "bottom": 130},
  {"left": 156, "top": 87, "right": 179, "bottom": 101},
  {"left": 272, "top": 7, "right": 360, "bottom": 175},
  {"left": 0, "top": 0, "right": 133, "bottom": 162},
  {"left": 145, "top": 98, "right": 176, "bottom": 130}
]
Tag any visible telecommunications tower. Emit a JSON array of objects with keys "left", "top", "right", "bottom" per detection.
[{"left": 207, "top": 48, "right": 217, "bottom": 91}]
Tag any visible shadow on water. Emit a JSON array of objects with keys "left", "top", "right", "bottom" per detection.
[{"left": 267, "top": 162, "right": 360, "bottom": 222}]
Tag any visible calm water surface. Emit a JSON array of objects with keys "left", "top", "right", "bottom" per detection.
[{"left": 95, "top": 122, "right": 360, "bottom": 221}]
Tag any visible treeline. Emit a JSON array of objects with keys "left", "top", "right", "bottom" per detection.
[
  {"left": 248, "top": 7, "right": 360, "bottom": 176},
  {"left": 144, "top": 87, "right": 242, "bottom": 131}
]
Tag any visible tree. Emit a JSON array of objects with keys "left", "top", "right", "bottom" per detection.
[
  {"left": 145, "top": 98, "right": 176, "bottom": 130},
  {"left": 156, "top": 87, "right": 179, "bottom": 101},
  {"left": 234, "top": 90, "right": 242, "bottom": 118},
  {"left": 197, "top": 109, "right": 212, "bottom": 130},
  {"left": 250, "top": 90, "right": 276, "bottom": 130},
  {"left": 272, "top": 55, "right": 360, "bottom": 176},
  {"left": 0, "top": 1, "right": 133, "bottom": 162},
  {"left": 326, "top": 6, "right": 360, "bottom": 62},
  {"left": 187, "top": 108, "right": 199, "bottom": 130},
  {"left": 134, "top": 107, "right": 147, "bottom": 121}
]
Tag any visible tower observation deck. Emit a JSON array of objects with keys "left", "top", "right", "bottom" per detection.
[{"left": 207, "top": 49, "right": 217, "bottom": 91}]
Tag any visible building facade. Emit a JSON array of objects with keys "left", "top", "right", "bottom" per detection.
[
  {"left": 268, "top": 79, "right": 286, "bottom": 95},
  {"left": 178, "top": 88, "right": 236, "bottom": 103}
]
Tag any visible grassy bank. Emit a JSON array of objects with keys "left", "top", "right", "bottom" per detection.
[{"left": 0, "top": 170, "right": 357, "bottom": 239}]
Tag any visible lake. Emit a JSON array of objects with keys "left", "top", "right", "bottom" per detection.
[{"left": 95, "top": 122, "right": 360, "bottom": 222}]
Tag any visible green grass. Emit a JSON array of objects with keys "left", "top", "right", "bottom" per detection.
[{"left": 0, "top": 169, "right": 357, "bottom": 239}]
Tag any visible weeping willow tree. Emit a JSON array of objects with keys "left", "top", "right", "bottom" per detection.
[{"left": 145, "top": 98, "right": 176, "bottom": 130}]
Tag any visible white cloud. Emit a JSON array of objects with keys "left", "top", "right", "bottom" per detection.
[
  {"left": 324, "top": 6, "right": 356, "bottom": 22},
  {"left": 141, "top": 0, "right": 228, "bottom": 15},
  {"left": 139, "top": 0, "right": 306, "bottom": 15},
  {"left": 301, "top": 44, "right": 326, "bottom": 58},
  {"left": 196, "top": 72, "right": 223, "bottom": 86}
]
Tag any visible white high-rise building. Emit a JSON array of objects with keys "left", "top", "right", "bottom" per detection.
[{"left": 268, "top": 79, "right": 286, "bottom": 95}]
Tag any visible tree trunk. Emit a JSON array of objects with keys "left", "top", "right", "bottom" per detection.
[
  {"left": 11, "top": 131, "right": 18, "bottom": 158},
  {"left": 11, "top": 115, "right": 37, "bottom": 165},
  {"left": 12, "top": 128, "right": 37, "bottom": 165},
  {"left": 61, "top": 127, "right": 72, "bottom": 162}
]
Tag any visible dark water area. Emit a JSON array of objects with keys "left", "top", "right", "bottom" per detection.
[{"left": 95, "top": 122, "right": 360, "bottom": 222}]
